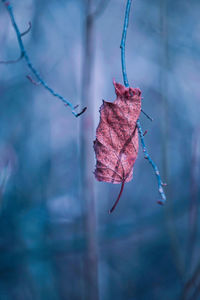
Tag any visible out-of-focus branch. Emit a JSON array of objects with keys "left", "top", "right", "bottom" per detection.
[
  {"left": 186, "top": 129, "right": 200, "bottom": 274},
  {"left": 120, "top": 0, "right": 166, "bottom": 204},
  {"left": 80, "top": 0, "right": 99, "bottom": 298},
  {"left": 181, "top": 129, "right": 200, "bottom": 300},
  {"left": 0, "top": 0, "right": 86, "bottom": 117},
  {"left": 181, "top": 262, "right": 200, "bottom": 300},
  {"left": 160, "top": 0, "right": 185, "bottom": 283},
  {"left": 90, "top": 0, "right": 110, "bottom": 19},
  {"left": 0, "top": 163, "right": 11, "bottom": 205}
]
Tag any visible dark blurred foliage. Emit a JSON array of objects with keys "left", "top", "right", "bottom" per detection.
[{"left": 0, "top": 0, "right": 200, "bottom": 299}]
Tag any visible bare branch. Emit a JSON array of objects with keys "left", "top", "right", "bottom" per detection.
[
  {"left": 0, "top": 53, "right": 23, "bottom": 64},
  {"left": 21, "top": 21, "right": 32, "bottom": 37},
  {"left": 1, "top": 0, "right": 86, "bottom": 117},
  {"left": 75, "top": 106, "right": 87, "bottom": 117},
  {"left": 121, "top": 0, "right": 166, "bottom": 204}
]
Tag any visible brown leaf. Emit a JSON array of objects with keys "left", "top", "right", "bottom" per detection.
[{"left": 94, "top": 81, "right": 141, "bottom": 212}]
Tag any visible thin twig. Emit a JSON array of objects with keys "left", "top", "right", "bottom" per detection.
[
  {"left": 141, "top": 109, "right": 153, "bottom": 121},
  {"left": 0, "top": 53, "right": 23, "bottom": 64},
  {"left": 20, "top": 21, "right": 32, "bottom": 37},
  {"left": 143, "top": 130, "right": 147, "bottom": 136},
  {"left": 26, "top": 74, "right": 41, "bottom": 86},
  {"left": 137, "top": 119, "right": 166, "bottom": 204},
  {"left": 1, "top": 0, "right": 86, "bottom": 117},
  {"left": 120, "top": 0, "right": 166, "bottom": 204}
]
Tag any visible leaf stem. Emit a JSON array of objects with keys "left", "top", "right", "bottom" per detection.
[{"left": 109, "top": 180, "right": 125, "bottom": 213}]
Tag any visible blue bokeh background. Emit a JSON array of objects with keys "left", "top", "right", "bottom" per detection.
[{"left": 0, "top": 0, "right": 200, "bottom": 299}]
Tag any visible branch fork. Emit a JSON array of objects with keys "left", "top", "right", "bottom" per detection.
[{"left": 1, "top": 0, "right": 86, "bottom": 117}]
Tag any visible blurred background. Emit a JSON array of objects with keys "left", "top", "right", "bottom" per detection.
[{"left": 0, "top": 0, "right": 200, "bottom": 299}]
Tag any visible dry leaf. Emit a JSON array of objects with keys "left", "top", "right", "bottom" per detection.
[{"left": 94, "top": 81, "right": 141, "bottom": 212}]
